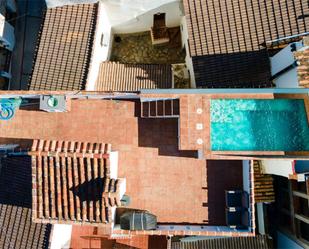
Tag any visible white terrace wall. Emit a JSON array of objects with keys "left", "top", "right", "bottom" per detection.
[
  {"left": 104, "top": 0, "right": 184, "bottom": 34},
  {"left": 180, "top": 16, "right": 196, "bottom": 88},
  {"left": 86, "top": 2, "right": 113, "bottom": 90}
]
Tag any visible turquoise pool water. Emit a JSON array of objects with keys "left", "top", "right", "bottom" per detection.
[{"left": 210, "top": 99, "right": 309, "bottom": 151}]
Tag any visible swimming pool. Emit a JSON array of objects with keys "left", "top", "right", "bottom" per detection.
[{"left": 210, "top": 99, "right": 309, "bottom": 151}]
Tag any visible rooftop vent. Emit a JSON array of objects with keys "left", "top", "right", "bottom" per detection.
[
  {"left": 120, "top": 210, "right": 157, "bottom": 231},
  {"left": 39, "top": 95, "right": 70, "bottom": 112}
]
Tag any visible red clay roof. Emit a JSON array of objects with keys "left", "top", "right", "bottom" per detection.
[
  {"left": 172, "top": 236, "right": 273, "bottom": 249},
  {"left": 95, "top": 62, "right": 172, "bottom": 91},
  {"left": 29, "top": 3, "right": 97, "bottom": 90},
  {"left": 295, "top": 37, "right": 309, "bottom": 88},
  {"left": 184, "top": 0, "right": 308, "bottom": 57},
  {"left": 183, "top": 0, "right": 309, "bottom": 88},
  {"left": 31, "top": 139, "right": 123, "bottom": 226}
]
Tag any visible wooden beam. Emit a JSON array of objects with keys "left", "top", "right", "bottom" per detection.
[
  {"left": 295, "top": 214, "right": 309, "bottom": 225},
  {"left": 293, "top": 190, "right": 309, "bottom": 200}
]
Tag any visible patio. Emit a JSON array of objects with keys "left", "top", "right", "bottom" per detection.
[
  {"left": 110, "top": 29, "right": 185, "bottom": 65},
  {"left": 0, "top": 98, "right": 244, "bottom": 225}
]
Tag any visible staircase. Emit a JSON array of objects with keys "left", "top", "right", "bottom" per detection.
[
  {"left": 141, "top": 99, "right": 179, "bottom": 118},
  {"left": 253, "top": 161, "right": 275, "bottom": 203}
]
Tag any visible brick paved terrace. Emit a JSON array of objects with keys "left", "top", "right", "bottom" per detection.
[{"left": 0, "top": 98, "right": 244, "bottom": 225}]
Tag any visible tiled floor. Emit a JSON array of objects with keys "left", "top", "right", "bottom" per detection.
[
  {"left": 179, "top": 95, "right": 210, "bottom": 152},
  {"left": 0, "top": 99, "right": 242, "bottom": 224}
]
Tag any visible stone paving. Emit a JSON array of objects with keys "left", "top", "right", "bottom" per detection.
[{"left": 110, "top": 30, "right": 185, "bottom": 65}]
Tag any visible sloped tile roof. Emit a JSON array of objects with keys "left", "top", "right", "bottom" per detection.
[
  {"left": 29, "top": 3, "right": 98, "bottom": 90},
  {"left": 172, "top": 236, "right": 273, "bottom": 249},
  {"left": 184, "top": 0, "right": 308, "bottom": 56},
  {"left": 183, "top": 0, "right": 309, "bottom": 88},
  {"left": 31, "top": 140, "right": 122, "bottom": 226},
  {"left": 295, "top": 37, "right": 309, "bottom": 88},
  {"left": 95, "top": 62, "right": 172, "bottom": 91},
  {"left": 0, "top": 157, "right": 51, "bottom": 249}
]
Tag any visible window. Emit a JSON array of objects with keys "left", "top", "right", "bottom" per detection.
[{"left": 153, "top": 13, "right": 166, "bottom": 28}]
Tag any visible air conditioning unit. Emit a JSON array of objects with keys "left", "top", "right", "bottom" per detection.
[{"left": 39, "top": 95, "right": 70, "bottom": 112}]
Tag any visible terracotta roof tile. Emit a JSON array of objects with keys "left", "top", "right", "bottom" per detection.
[
  {"left": 31, "top": 140, "right": 123, "bottom": 226},
  {"left": 95, "top": 62, "right": 172, "bottom": 91},
  {"left": 183, "top": 0, "right": 309, "bottom": 87},
  {"left": 171, "top": 236, "right": 273, "bottom": 249},
  {"left": 184, "top": 0, "right": 308, "bottom": 56},
  {"left": 294, "top": 37, "right": 309, "bottom": 88},
  {"left": 29, "top": 3, "right": 98, "bottom": 90}
]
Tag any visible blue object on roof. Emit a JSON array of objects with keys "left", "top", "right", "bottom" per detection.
[{"left": 0, "top": 98, "right": 22, "bottom": 120}]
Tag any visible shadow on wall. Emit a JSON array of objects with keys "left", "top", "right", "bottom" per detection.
[
  {"left": 0, "top": 156, "right": 32, "bottom": 207},
  {"left": 70, "top": 177, "right": 109, "bottom": 202},
  {"left": 193, "top": 50, "right": 273, "bottom": 88},
  {"left": 205, "top": 160, "right": 243, "bottom": 225}
]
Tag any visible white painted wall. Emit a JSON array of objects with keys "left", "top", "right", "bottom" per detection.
[
  {"left": 86, "top": 1, "right": 184, "bottom": 90},
  {"left": 181, "top": 16, "right": 195, "bottom": 88},
  {"left": 270, "top": 41, "right": 303, "bottom": 88},
  {"left": 119, "top": 178, "right": 126, "bottom": 199},
  {"left": 101, "top": 0, "right": 182, "bottom": 34},
  {"left": 0, "top": 14, "right": 14, "bottom": 51},
  {"left": 50, "top": 224, "right": 72, "bottom": 249},
  {"left": 86, "top": 2, "right": 113, "bottom": 90},
  {"left": 273, "top": 68, "right": 299, "bottom": 88},
  {"left": 110, "top": 151, "right": 119, "bottom": 179},
  {"left": 110, "top": 1, "right": 183, "bottom": 34},
  {"left": 45, "top": 0, "right": 97, "bottom": 8},
  {"left": 261, "top": 160, "right": 294, "bottom": 177}
]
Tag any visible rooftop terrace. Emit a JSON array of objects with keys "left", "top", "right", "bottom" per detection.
[{"left": 0, "top": 98, "right": 245, "bottom": 225}]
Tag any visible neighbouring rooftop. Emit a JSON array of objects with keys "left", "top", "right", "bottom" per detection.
[
  {"left": 95, "top": 62, "right": 172, "bottom": 91},
  {"left": 294, "top": 37, "right": 309, "bottom": 88},
  {"left": 171, "top": 235, "right": 273, "bottom": 249},
  {"left": 29, "top": 3, "right": 97, "bottom": 90},
  {"left": 0, "top": 156, "right": 51, "bottom": 249},
  {"left": 183, "top": 0, "right": 309, "bottom": 88}
]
